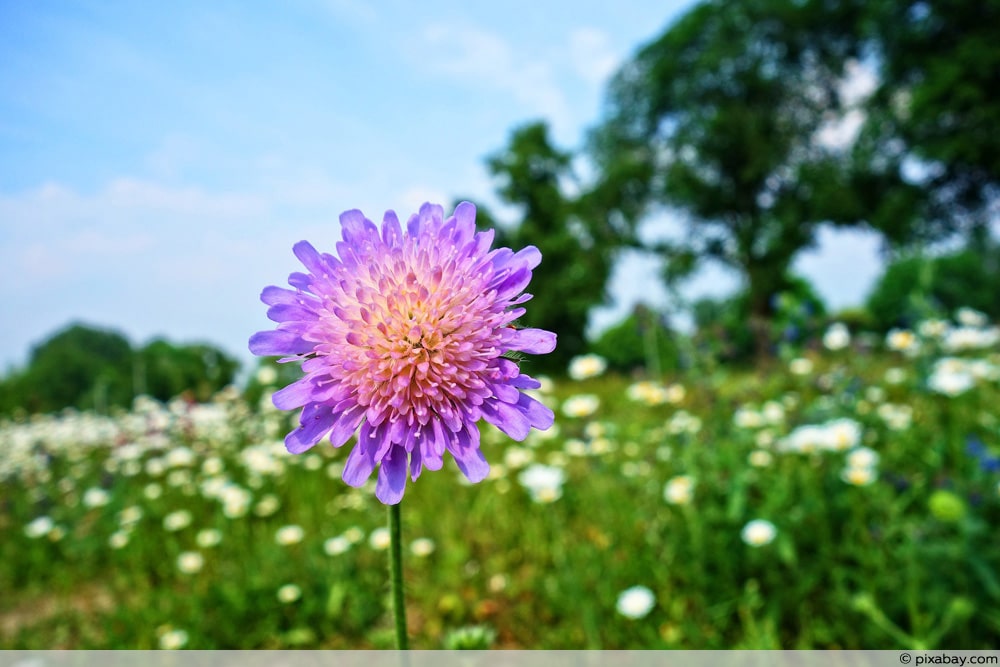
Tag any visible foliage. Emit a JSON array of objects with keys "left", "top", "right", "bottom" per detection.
[
  {"left": 692, "top": 274, "right": 827, "bottom": 363},
  {"left": 589, "top": 0, "right": 894, "bottom": 357},
  {"left": 590, "top": 306, "right": 681, "bottom": 375},
  {"left": 861, "top": 0, "right": 1000, "bottom": 226},
  {"left": 2, "top": 313, "right": 999, "bottom": 649},
  {"left": 137, "top": 339, "right": 241, "bottom": 404},
  {"left": 0, "top": 323, "right": 239, "bottom": 416},
  {"left": 475, "top": 121, "right": 627, "bottom": 372},
  {"left": 866, "top": 243, "right": 1000, "bottom": 332},
  {"left": 6, "top": 323, "right": 134, "bottom": 415}
]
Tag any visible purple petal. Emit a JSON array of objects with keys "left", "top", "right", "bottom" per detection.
[
  {"left": 492, "top": 267, "right": 531, "bottom": 301},
  {"left": 266, "top": 303, "right": 315, "bottom": 323},
  {"left": 453, "top": 201, "right": 477, "bottom": 227},
  {"left": 511, "top": 373, "right": 542, "bottom": 390},
  {"left": 293, "top": 241, "right": 328, "bottom": 276},
  {"left": 409, "top": 446, "right": 424, "bottom": 481},
  {"left": 491, "top": 382, "right": 520, "bottom": 404},
  {"left": 381, "top": 210, "right": 403, "bottom": 247},
  {"left": 327, "top": 403, "right": 366, "bottom": 448},
  {"left": 288, "top": 272, "right": 312, "bottom": 290},
  {"left": 285, "top": 404, "right": 336, "bottom": 453},
  {"left": 343, "top": 442, "right": 377, "bottom": 487},
  {"left": 518, "top": 392, "right": 555, "bottom": 430},
  {"left": 512, "top": 245, "right": 542, "bottom": 271},
  {"left": 481, "top": 399, "right": 531, "bottom": 441},
  {"left": 340, "top": 209, "right": 379, "bottom": 245},
  {"left": 448, "top": 204, "right": 476, "bottom": 247},
  {"left": 493, "top": 245, "right": 541, "bottom": 273},
  {"left": 249, "top": 330, "right": 314, "bottom": 356},
  {"left": 472, "top": 228, "right": 495, "bottom": 257},
  {"left": 508, "top": 328, "right": 557, "bottom": 354},
  {"left": 260, "top": 285, "right": 300, "bottom": 306},
  {"left": 450, "top": 434, "right": 489, "bottom": 483},
  {"left": 359, "top": 420, "right": 393, "bottom": 462},
  {"left": 376, "top": 446, "right": 408, "bottom": 504},
  {"left": 272, "top": 379, "right": 315, "bottom": 410}
]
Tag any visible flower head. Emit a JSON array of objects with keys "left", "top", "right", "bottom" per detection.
[
  {"left": 741, "top": 519, "right": 777, "bottom": 547},
  {"left": 822, "top": 322, "right": 851, "bottom": 351},
  {"left": 663, "top": 475, "right": 695, "bottom": 505},
  {"left": 517, "top": 463, "right": 566, "bottom": 503},
  {"left": 567, "top": 354, "right": 607, "bottom": 380},
  {"left": 616, "top": 585, "right": 656, "bottom": 619},
  {"left": 250, "top": 203, "right": 556, "bottom": 504}
]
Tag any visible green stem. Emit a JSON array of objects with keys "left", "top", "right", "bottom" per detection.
[{"left": 388, "top": 501, "right": 409, "bottom": 650}]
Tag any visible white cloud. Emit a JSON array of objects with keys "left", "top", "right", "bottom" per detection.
[
  {"left": 568, "top": 27, "right": 620, "bottom": 87},
  {"left": 417, "top": 22, "right": 573, "bottom": 134}
]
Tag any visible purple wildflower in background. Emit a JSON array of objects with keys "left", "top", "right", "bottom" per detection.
[{"left": 250, "top": 202, "right": 556, "bottom": 504}]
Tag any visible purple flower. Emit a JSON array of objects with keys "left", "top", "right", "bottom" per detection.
[{"left": 250, "top": 202, "right": 556, "bottom": 504}]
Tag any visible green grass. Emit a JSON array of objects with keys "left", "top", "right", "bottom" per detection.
[{"left": 1, "top": 341, "right": 999, "bottom": 649}]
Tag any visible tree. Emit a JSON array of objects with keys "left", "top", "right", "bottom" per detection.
[
  {"left": 590, "top": 0, "right": 914, "bottom": 357},
  {"left": 861, "top": 0, "right": 1000, "bottom": 228},
  {"left": 479, "top": 121, "right": 623, "bottom": 372},
  {"left": 0, "top": 323, "right": 241, "bottom": 415},
  {"left": 865, "top": 241, "right": 1000, "bottom": 332},
  {"left": 591, "top": 305, "right": 680, "bottom": 375},
  {"left": 137, "top": 339, "right": 240, "bottom": 403},
  {"left": 18, "top": 323, "right": 134, "bottom": 413}
]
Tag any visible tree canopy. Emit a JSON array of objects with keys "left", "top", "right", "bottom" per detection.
[
  {"left": 588, "top": 0, "right": 933, "bottom": 356},
  {"left": 0, "top": 323, "right": 239, "bottom": 416},
  {"left": 478, "top": 121, "right": 626, "bottom": 371},
  {"left": 861, "top": 0, "right": 1000, "bottom": 229}
]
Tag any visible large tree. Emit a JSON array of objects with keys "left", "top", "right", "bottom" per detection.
[
  {"left": 861, "top": 0, "right": 1000, "bottom": 229},
  {"left": 590, "top": 0, "right": 916, "bottom": 356},
  {"left": 478, "top": 121, "right": 625, "bottom": 371}
]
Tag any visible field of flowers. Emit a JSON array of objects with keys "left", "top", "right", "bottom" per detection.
[{"left": 2, "top": 311, "right": 999, "bottom": 649}]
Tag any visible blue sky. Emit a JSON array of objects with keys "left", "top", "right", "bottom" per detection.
[{"left": 0, "top": 0, "right": 884, "bottom": 372}]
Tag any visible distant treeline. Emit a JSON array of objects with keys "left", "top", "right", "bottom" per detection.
[{"left": 0, "top": 324, "right": 239, "bottom": 416}]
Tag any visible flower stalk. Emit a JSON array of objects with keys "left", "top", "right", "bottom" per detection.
[{"left": 388, "top": 501, "right": 408, "bottom": 650}]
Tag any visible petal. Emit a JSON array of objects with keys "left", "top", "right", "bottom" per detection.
[
  {"left": 292, "top": 241, "right": 327, "bottom": 276},
  {"left": 249, "top": 330, "right": 313, "bottom": 356},
  {"left": 448, "top": 203, "right": 476, "bottom": 247},
  {"left": 453, "top": 201, "right": 477, "bottom": 227},
  {"left": 449, "top": 433, "right": 489, "bottom": 483},
  {"left": 381, "top": 210, "right": 403, "bottom": 247},
  {"left": 327, "top": 403, "right": 366, "bottom": 448},
  {"left": 285, "top": 404, "right": 336, "bottom": 454},
  {"left": 493, "top": 267, "right": 532, "bottom": 301},
  {"left": 481, "top": 399, "right": 531, "bottom": 441},
  {"left": 511, "top": 245, "right": 542, "bottom": 271},
  {"left": 342, "top": 443, "right": 377, "bottom": 487},
  {"left": 376, "top": 446, "right": 408, "bottom": 504},
  {"left": 511, "top": 373, "right": 542, "bottom": 390},
  {"left": 359, "top": 420, "right": 393, "bottom": 462},
  {"left": 340, "top": 209, "right": 379, "bottom": 245},
  {"left": 409, "top": 446, "right": 424, "bottom": 481},
  {"left": 266, "top": 302, "right": 315, "bottom": 323},
  {"left": 260, "top": 285, "right": 300, "bottom": 306},
  {"left": 491, "top": 382, "right": 520, "bottom": 404},
  {"left": 288, "top": 272, "right": 312, "bottom": 290},
  {"left": 518, "top": 392, "right": 555, "bottom": 430},
  {"left": 508, "top": 328, "right": 557, "bottom": 354},
  {"left": 493, "top": 245, "right": 541, "bottom": 273},
  {"left": 272, "top": 379, "right": 315, "bottom": 410}
]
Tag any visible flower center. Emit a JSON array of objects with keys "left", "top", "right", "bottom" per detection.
[{"left": 326, "top": 244, "right": 505, "bottom": 428}]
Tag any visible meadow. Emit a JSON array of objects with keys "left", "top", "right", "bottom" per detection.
[{"left": 2, "top": 314, "right": 999, "bottom": 649}]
